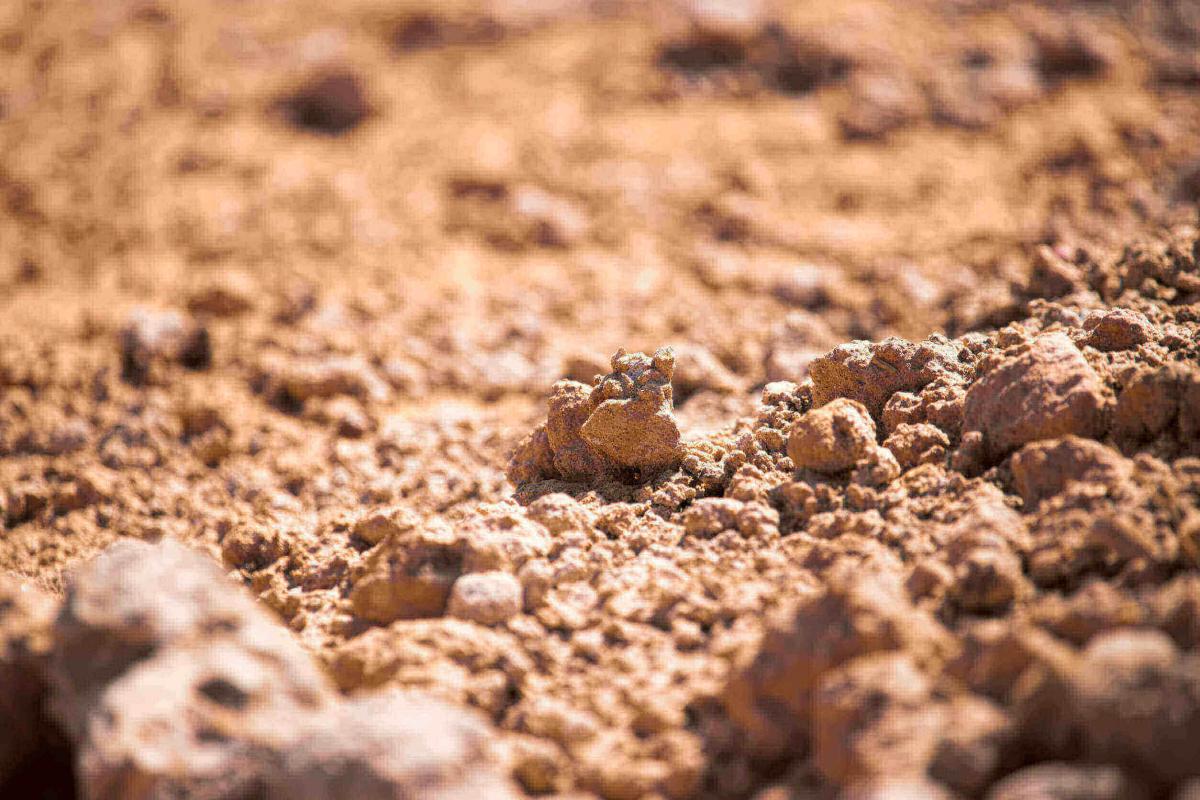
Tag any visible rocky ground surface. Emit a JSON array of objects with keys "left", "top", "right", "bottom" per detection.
[{"left": 2, "top": 0, "right": 1200, "bottom": 798}]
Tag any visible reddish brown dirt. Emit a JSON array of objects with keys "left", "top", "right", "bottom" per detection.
[{"left": 2, "top": 0, "right": 1200, "bottom": 798}]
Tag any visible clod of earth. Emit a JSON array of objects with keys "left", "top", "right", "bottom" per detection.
[
  {"left": 2, "top": 540, "right": 518, "bottom": 799},
  {"left": 508, "top": 347, "right": 682, "bottom": 483}
]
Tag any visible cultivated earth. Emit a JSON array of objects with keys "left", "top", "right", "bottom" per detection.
[{"left": 2, "top": 0, "right": 1200, "bottom": 798}]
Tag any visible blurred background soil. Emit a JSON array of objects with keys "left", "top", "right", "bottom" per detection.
[{"left": 2, "top": 0, "right": 1200, "bottom": 798}]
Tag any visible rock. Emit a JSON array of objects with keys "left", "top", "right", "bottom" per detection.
[
  {"left": 949, "top": 545, "right": 1031, "bottom": 615},
  {"left": 984, "top": 762, "right": 1148, "bottom": 800},
  {"left": 45, "top": 418, "right": 92, "bottom": 455},
  {"left": 220, "top": 522, "right": 288, "bottom": 572},
  {"left": 849, "top": 446, "right": 901, "bottom": 487},
  {"left": 508, "top": 186, "right": 588, "bottom": 248},
  {"left": 273, "top": 692, "right": 518, "bottom": 799},
  {"left": 48, "top": 540, "right": 337, "bottom": 799},
  {"left": 49, "top": 539, "right": 303, "bottom": 737},
  {"left": 1027, "top": 245, "right": 1085, "bottom": 299},
  {"left": 326, "top": 617, "right": 531, "bottom": 702},
  {"left": 962, "top": 332, "right": 1109, "bottom": 463},
  {"left": 350, "top": 527, "right": 464, "bottom": 623},
  {"left": 942, "top": 500, "right": 1032, "bottom": 557},
  {"left": 178, "top": 401, "right": 227, "bottom": 438},
  {"left": 1015, "top": 628, "right": 1200, "bottom": 786},
  {"left": 1111, "top": 236, "right": 1200, "bottom": 298},
  {"left": 735, "top": 501, "right": 782, "bottom": 538},
  {"left": 882, "top": 379, "right": 967, "bottom": 441},
  {"left": 1151, "top": 575, "right": 1200, "bottom": 649},
  {"left": 517, "top": 559, "right": 554, "bottom": 611},
  {"left": 926, "top": 40, "right": 1042, "bottom": 129},
  {"left": 46, "top": 539, "right": 517, "bottom": 800},
  {"left": 509, "top": 734, "right": 568, "bottom": 794},
  {"left": 1027, "top": 11, "right": 1119, "bottom": 81},
  {"left": 506, "top": 425, "right": 557, "bottom": 486},
  {"left": 119, "top": 307, "right": 211, "bottom": 384},
  {"left": 525, "top": 493, "right": 593, "bottom": 536},
  {"left": 511, "top": 694, "right": 601, "bottom": 748},
  {"left": 949, "top": 621, "right": 1076, "bottom": 701},
  {"left": 787, "top": 398, "right": 877, "bottom": 474},
  {"left": 680, "top": 497, "right": 780, "bottom": 539},
  {"left": 811, "top": 652, "right": 944, "bottom": 784},
  {"left": 458, "top": 507, "right": 551, "bottom": 574},
  {"left": 838, "top": 72, "right": 924, "bottom": 140},
  {"left": 80, "top": 639, "right": 330, "bottom": 800},
  {"left": 678, "top": 0, "right": 768, "bottom": 45},
  {"left": 447, "top": 572, "right": 522, "bottom": 626},
  {"left": 1031, "top": 581, "right": 1147, "bottom": 647},
  {"left": 446, "top": 180, "right": 588, "bottom": 250},
  {"left": 809, "top": 336, "right": 972, "bottom": 420},
  {"left": 322, "top": 397, "right": 373, "bottom": 437},
  {"left": 906, "top": 559, "right": 955, "bottom": 603},
  {"left": 681, "top": 497, "right": 744, "bottom": 538},
  {"left": 722, "top": 563, "right": 954, "bottom": 759}
]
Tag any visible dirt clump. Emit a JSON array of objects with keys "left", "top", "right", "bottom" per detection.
[
  {"left": 722, "top": 561, "right": 954, "bottom": 761},
  {"left": 350, "top": 525, "right": 465, "bottom": 623},
  {"left": 961, "top": 332, "right": 1111, "bottom": 466},
  {"left": 118, "top": 308, "right": 212, "bottom": 385},
  {"left": 448, "top": 570, "right": 523, "bottom": 626},
  {"left": 2, "top": 539, "right": 517, "bottom": 799},
  {"left": 809, "top": 336, "right": 973, "bottom": 421},
  {"left": 786, "top": 397, "right": 878, "bottom": 475},
  {"left": 509, "top": 347, "right": 681, "bottom": 483}
]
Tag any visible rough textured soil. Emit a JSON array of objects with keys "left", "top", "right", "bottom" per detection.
[{"left": 2, "top": 0, "right": 1200, "bottom": 798}]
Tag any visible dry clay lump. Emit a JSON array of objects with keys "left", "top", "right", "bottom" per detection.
[
  {"left": 508, "top": 347, "right": 682, "bottom": 483},
  {"left": 1016, "top": 628, "right": 1200, "bottom": 788},
  {"left": 43, "top": 539, "right": 517, "bottom": 800},
  {"left": 808, "top": 335, "right": 973, "bottom": 420},
  {"left": 722, "top": 562, "right": 955, "bottom": 761},
  {"left": 963, "top": 332, "right": 1109, "bottom": 463},
  {"left": 350, "top": 509, "right": 551, "bottom": 624},
  {"left": 788, "top": 398, "right": 876, "bottom": 475}
]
